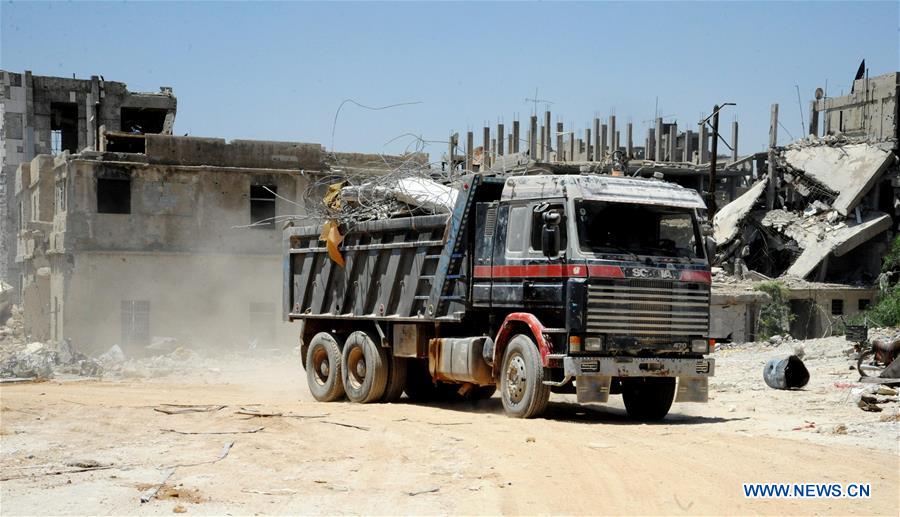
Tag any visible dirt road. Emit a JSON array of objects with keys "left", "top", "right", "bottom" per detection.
[{"left": 1, "top": 348, "right": 898, "bottom": 515}]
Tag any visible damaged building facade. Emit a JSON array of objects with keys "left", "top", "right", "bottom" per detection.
[
  {"left": 1, "top": 70, "right": 177, "bottom": 297},
  {"left": 14, "top": 134, "right": 328, "bottom": 353},
  {"left": 712, "top": 71, "right": 898, "bottom": 337}
]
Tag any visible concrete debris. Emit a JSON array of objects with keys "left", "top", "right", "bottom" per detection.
[
  {"left": 0, "top": 281, "right": 12, "bottom": 325},
  {"left": 392, "top": 177, "right": 458, "bottom": 213},
  {"left": 340, "top": 176, "right": 459, "bottom": 218},
  {"left": 715, "top": 134, "right": 896, "bottom": 284},
  {"left": 713, "top": 176, "right": 768, "bottom": 246},
  {"left": 99, "top": 345, "right": 126, "bottom": 365},
  {"left": 760, "top": 209, "right": 893, "bottom": 279},
  {"left": 782, "top": 138, "right": 894, "bottom": 216}
]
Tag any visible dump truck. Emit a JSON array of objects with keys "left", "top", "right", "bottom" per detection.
[{"left": 284, "top": 173, "right": 716, "bottom": 419}]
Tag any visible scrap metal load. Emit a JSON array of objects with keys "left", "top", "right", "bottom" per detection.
[{"left": 713, "top": 136, "right": 898, "bottom": 282}]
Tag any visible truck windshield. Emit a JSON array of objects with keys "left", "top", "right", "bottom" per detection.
[{"left": 575, "top": 200, "right": 700, "bottom": 259}]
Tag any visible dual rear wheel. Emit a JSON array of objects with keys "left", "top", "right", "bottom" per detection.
[{"left": 305, "top": 331, "right": 406, "bottom": 403}]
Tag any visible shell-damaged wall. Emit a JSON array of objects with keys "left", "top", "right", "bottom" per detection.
[{"left": 42, "top": 153, "right": 312, "bottom": 355}]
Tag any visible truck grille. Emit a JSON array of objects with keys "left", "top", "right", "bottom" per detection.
[{"left": 586, "top": 279, "right": 710, "bottom": 337}]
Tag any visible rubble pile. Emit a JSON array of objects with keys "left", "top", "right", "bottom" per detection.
[
  {"left": 0, "top": 309, "right": 102, "bottom": 380},
  {"left": 713, "top": 135, "right": 897, "bottom": 283}
]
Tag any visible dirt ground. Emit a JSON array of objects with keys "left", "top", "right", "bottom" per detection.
[{"left": 1, "top": 338, "right": 898, "bottom": 516}]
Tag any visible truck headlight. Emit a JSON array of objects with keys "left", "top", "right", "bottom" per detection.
[
  {"left": 691, "top": 339, "right": 709, "bottom": 353},
  {"left": 585, "top": 337, "right": 604, "bottom": 352}
]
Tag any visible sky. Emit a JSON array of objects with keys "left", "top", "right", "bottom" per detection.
[{"left": 2, "top": 1, "right": 898, "bottom": 160}]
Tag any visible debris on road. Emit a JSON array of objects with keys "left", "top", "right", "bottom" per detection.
[{"left": 153, "top": 405, "right": 227, "bottom": 415}]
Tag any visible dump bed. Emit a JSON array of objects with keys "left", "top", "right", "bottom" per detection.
[{"left": 283, "top": 175, "right": 490, "bottom": 322}]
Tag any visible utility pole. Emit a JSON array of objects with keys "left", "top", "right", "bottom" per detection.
[
  {"left": 699, "top": 102, "right": 735, "bottom": 216},
  {"left": 709, "top": 105, "right": 719, "bottom": 215}
]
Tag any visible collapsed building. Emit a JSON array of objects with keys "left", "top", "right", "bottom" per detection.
[
  {"left": 711, "top": 71, "right": 898, "bottom": 337},
  {"left": 3, "top": 70, "right": 421, "bottom": 355},
  {"left": 1, "top": 70, "right": 177, "bottom": 297}
]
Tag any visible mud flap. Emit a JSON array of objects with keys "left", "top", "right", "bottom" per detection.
[
  {"left": 675, "top": 376, "right": 708, "bottom": 402},
  {"left": 576, "top": 375, "right": 611, "bottom": 403}
]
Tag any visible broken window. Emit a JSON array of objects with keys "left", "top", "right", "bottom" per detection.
[
  {"left": 121, "top": 300, "right": 150, "bottom": 348},
  {"left": 250, "top": 185, "right": 277, "bottom": 228},
  {"left": 97, "top": 177, "right": 131, "bottom": 214},
  {"left": 858, "top": 299, "right": 871, "bottom": 311},
  {"left": 50, "top": 102, "right": 78, "bottom": 154},
  {"left": 120, "top": 107, "right": 168, "bottom": 134},
  {"left": 50, "top": 130, "right": 63, "bottom": 155},
  {"left": 831, "top": 299, "right": 844, "bottom": 316}
]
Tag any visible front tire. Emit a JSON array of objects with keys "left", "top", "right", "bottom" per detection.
[
  {"left": 499, "top": 334, "right": 550, "bottom": 418},
  {"left": 305, "top": 332, "right": 345, "bottom": 402},
  {"left": 341, "top": 331, "right": 389, "bottom": 403},
  {"left": 622, "top": 377, "right": 675, "bottom": 421}
]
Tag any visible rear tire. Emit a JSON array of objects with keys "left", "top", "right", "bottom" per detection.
[
  {"left": 341, "top": 331, "right": 389, "bottom": 403},
  {"left": 382, "top": 353, "right": 408, "bottom": 402},
  {"left": 622, "top": 377, "right": 675, "bottom": 421},
  {"left": 499, "top": 334, "right": 550, "bottom": 418},
  {"left": 305, "top": 332, "right": 345, "bottom": 402}
]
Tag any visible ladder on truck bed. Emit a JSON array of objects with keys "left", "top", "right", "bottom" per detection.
[{"left": 426, "top": 174, "right": 487, "bottom": 320}]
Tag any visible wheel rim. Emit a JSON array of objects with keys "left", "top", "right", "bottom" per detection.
[
  {"left": 311, "top": 347, "right": 330, "bottom": 386},
  {"left": 505, "top": 353, "right": 528, "bottom": 405},
  {"left": 347, "top": 346, "right": 366, "bottom": 390}
]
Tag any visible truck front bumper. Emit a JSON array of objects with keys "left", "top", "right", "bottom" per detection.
[
  {"left": 562, "top": 356, "right": 714, "bottom": 404},
  {"left": 563, "top": 356, "right": 715, "bottom": 378}
]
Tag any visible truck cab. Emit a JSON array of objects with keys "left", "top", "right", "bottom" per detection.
[{"left": 470, "top": 175, "right": 715, "bottom": 418}]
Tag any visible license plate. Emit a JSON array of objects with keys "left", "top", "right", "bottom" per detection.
[{"left": 581, "top": 360, "right": 599, "bottom": 373}]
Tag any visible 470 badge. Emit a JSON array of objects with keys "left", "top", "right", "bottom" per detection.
[{"left": 622, "top": 267, "right": 678, "bottom": 279}]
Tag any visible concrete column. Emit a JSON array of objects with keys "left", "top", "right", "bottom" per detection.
[
  {"left": 609, "top": 115, "right": 617, "bottom": 154},
  {"left": 544, "top": 110, "right": 552, "bottom": 160},
  {"left": 808, "top": 101, "right": 819, "bottom": 137},
  {"left": 512, "top": 120, "right": 520, "bottom": 153},
  {"left": 654, "top": 117, "right": 663, "bottom": 162},
  {"left": 567, "top": 129, "right": 575, "bottom": 161},
  {"left": 584, "top": 128, "right": 592, "bottom": 161},
  {"left": 601, "top": 124, "right": 608, "bottom": 159},
  {"left": 766, "top": 104, "right": 779, "bottom": 210},
  {"left": 497, "top": 123, "right": 504, "bottom": 155},
  {"left": 483, "top": 126, "right": 490, "bottom": 169},
  {"left": 556, "top": 122, "right": 564, "bottom": 161},
  {"left": 699, "top": 119, "right": 709, "bottom": 164},
  {"left": 593, "top": 118, "right": 601, "bottom": 162},
  {"left": 731, "top": 121, "right": 739, "bottom": 162},
  {"left": 684, "top": 129, "right": 694, "bottom": 163},
  {"left": 466, "top": 131, "right": 474, "bottom": 170},
  {"left": 626, "top": 123, "right": 633, "bottom": 158},
  {"left": 648, "top": 128, "right": 656, "bottom": 160},
  {"left": 508, "top": 133, "right": 514, "bottom": 156},
  {"left": 529, "top": 116, "right": 537, "bottom": 158},
  {"left": 615, "top": 131, "right": 621, "bottom": 154},
  {"left": 668, "top": 124, "right": 677, "bottom": 162}
]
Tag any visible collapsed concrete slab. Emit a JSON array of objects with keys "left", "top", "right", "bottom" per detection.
[
  {"left": 783, "top": 141, "right": 894, "bottom": 216},
  {"left": 713, "top": 176, "right": 768, "bottom": 245},
  {"left": 761, "top": 209, "right": 893, "bottom": 279}
]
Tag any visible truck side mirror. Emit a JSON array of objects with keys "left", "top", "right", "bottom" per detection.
[
  {"left": 705, "top": 236, "right": 717, "bottom": 261},
  {"left": 542, "top": 211, "right": 561, "bottom": 258}
]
